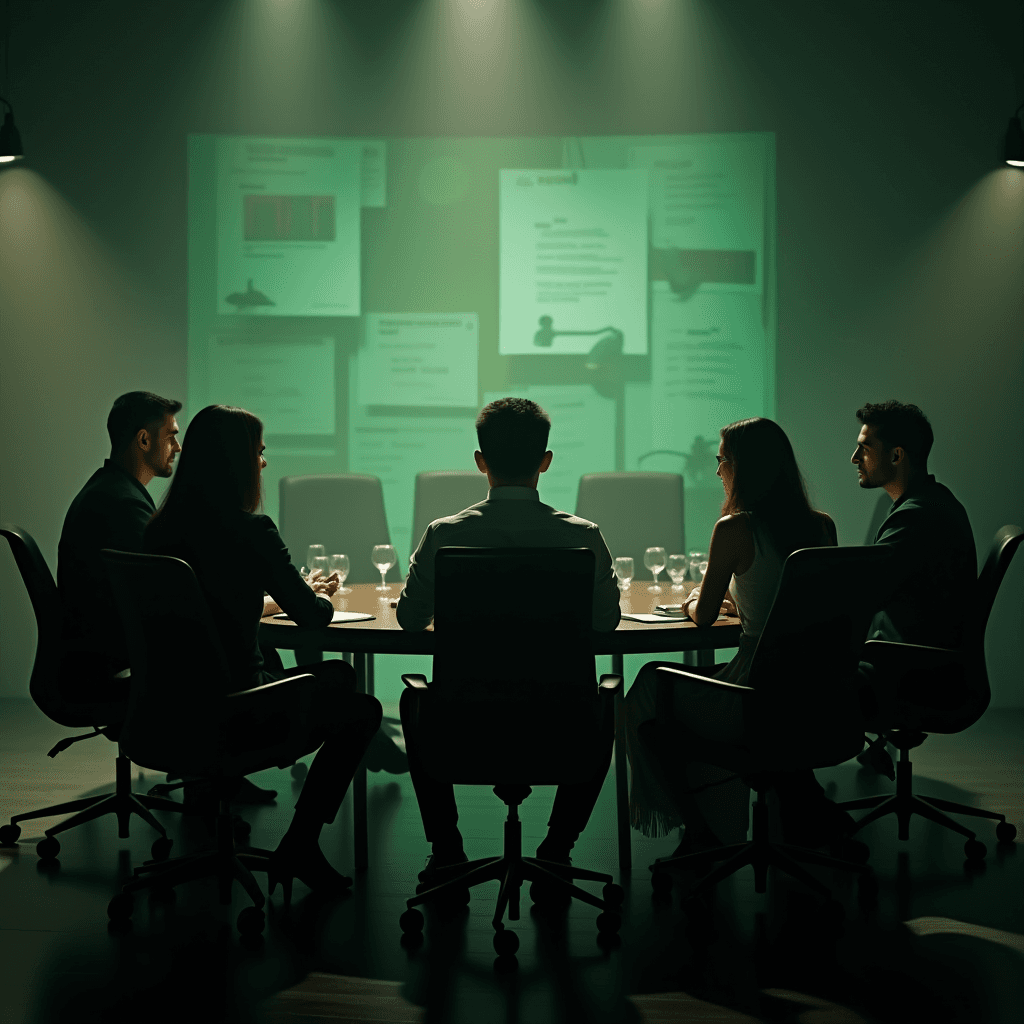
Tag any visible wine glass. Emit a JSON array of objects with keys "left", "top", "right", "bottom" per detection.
[
  {"left": 613, "top": 556, "right": 634, "bottom": 592},
  {"left": 667, "top": 554, "right": 688, "bottom": 592},
  {"left": 310, "top": 555, "right": 330, "bottom": 585},
  {"left": 698, "top": 559, "right": 709, "bottom": 580},
  {"left": 372, "top": 544, "right": 397, "bottom": 592},
  {"left": 329, "top": 553, "right": 350, "bottom": 594},
  {"left": 304, "top": 543, "right": 326, "bottom": 576},
  {"left": 644, "top": 546, "right": 667, "bottom": 592},
  {"left": 688, "top": 550, "right": 707, "bottom": 582}
]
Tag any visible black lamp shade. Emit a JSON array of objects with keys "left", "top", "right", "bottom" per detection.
[
  {"left": 0, "top": 110, "right": 23, "bottom": 162},
  {"left": 1005, "top": 115, "right": 1024, "bottom": 167}
]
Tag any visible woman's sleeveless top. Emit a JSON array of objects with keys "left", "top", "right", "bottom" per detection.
[{"left": 729, "top": 512, "right": 785, "bottom": 639}]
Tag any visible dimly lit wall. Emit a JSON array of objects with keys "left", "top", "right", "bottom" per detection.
[{"left": 2, "top": 0, "right": 1022, "bottom": 705}]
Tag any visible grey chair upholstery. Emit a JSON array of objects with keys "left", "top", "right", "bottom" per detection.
[
  {"left": 575, "top": 472, "right": 685, "bottom": 570},
  {"left": 839, "top": 524, "right": 1023, "bottom": 857},
  {"left": 279, "top": 474, "right": 393, "bottom": 585},
  {"left": 0, "top": 524, "right": 182, "bottom": 860},
  {"left": 411, "top": 471, "right": 489, "bottom": 553}
]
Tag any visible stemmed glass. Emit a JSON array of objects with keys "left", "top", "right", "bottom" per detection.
[
  {"left": 667, "top": 554, "right": 688, "bottom": 592},
  {"left": 310, "top": 555, "right": 330, "bottom": 583},
  {"left": 644, "top": 546, "right": 667, "bottom": 593},
  {"left": 698, "top": 558, "right": 709, "bottom": 580},
  {"left": 372, "top": 544, "right": 397, "bottom": 592},
  {"left": 613, "top": 556, "right": 634, "bottom": 592},
  {"left": 688, "top": 551, "right": 708, "bottom": 582},
  {"left": 303, "top": 543, "right": 326, "bottom": 576},
  {"left": 329, "top": 553, "right": 350, "bottom": 595}
]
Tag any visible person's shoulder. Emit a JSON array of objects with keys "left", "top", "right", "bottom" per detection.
[{"left": 713, "top": 512, "right": 752, "bottom": 536}]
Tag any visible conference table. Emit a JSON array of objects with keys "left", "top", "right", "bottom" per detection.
[{"left": 258, "top": 581, "right": 742, "bottom": 874}]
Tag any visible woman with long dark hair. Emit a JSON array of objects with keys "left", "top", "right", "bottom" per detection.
[
  {"left": 625, "top": 417, "right": 838, "bottom": 852},
  {"left": 145, "top": 405, "right": 382, "bottom": 894}
]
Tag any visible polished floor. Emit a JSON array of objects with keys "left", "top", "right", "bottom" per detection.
[{"left": 0, "top": 697, "right": 1020, "bottom": 1023}]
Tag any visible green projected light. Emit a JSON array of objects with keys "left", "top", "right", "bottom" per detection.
[{"left": 188, "top": 133, "right": 776, "bottom": 584}]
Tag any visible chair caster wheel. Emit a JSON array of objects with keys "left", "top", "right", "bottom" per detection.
[
  {"left": 651, "top": 869, "right": 672, "bottom": 894},
  {"left": 0, "top": 824, "right": 21, "bottom": 846},
  {"left": 596, "top": 911, "right": 621, "bottom": 934},
  {"left": 151, "top": 837, "right": 173, "bottom": 861},
  {"left": 493, "top": 927, "right": 519, "bottom": 956},
  {"left": 108, "top": 892, "right": 135, "bottom": 921},
  {"left": 400, "top": 908, "right": 424, "bottom": 934},
  {"left": 36, "top": 836, "right": 60, "bottom": 861},
  {"left": 996, "top": 821, "right": 1017, "bottom": 844},
  {"left": 602, "top": 883, "right": 625, "bottom": 907},
  {"left": 964, "top": 838, "right": 987, "bottom": 861},
  {"left": 290, "top": 762, "right": 308, "bottom": 781},
  {"left": 237, "top": 906, "right": 265, "bottom": 935}
]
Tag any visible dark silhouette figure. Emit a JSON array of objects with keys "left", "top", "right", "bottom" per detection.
[
  {"left": 57, "top": 391, "right": 181, "bottom": 702},
  {"left": 396, "top": 397, "right": 620, "bottom": 881},
  {"left": 144, "top": 404, "right": 381, "bottom": 893}
]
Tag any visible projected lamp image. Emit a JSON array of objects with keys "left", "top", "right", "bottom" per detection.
[
  {"left": 224, "top": 279, "right": 275, "bottom": 310},
  {"left": 533, "top": 316, "right": 624, "bottom": 350}
]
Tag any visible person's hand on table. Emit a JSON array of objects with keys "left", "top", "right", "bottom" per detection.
[
  {"left": 719, "top": 595, "right": 738, "bottom": 617},
  {"left": 684, "top": 586, "right": 737, "bottom": 619},
  {"left": 305, "top": 569, "right": 341, "bottom": 597}
]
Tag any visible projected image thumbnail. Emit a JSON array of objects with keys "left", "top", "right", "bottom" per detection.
[
  {"left": 243, "top": 195, "right": 337, "bottom": 242},
  {"left": 224, "top": 278, "right": 275, "bottom": 310}
]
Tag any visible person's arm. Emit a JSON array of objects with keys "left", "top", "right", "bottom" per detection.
[
  {"left": 590, "top": 528, "right": 621, "bottom": 632},
  {"left": 396, "top": 526, "right": 436, "bottom": 631},
  {"left": 251, "top": 516, "right": 333, "bottom": 627},
  {"left": 683, "top": 515, "right": 750, "bottom": 626},
  {"left": 820, "top": 511, "right": 838, "bottom": 546}
]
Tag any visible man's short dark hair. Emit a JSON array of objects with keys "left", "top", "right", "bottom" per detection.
[
  {"left": 107, "top": 392, "right": 182, "bottom": 455},
  {"left": 476, "top": 397, "right": 551, "bottom": 481},
  {"left": 856, "top": 400, "right": 934, "bottom": 467}
]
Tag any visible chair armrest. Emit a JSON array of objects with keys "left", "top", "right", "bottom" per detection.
[
  {"left": 655, "top": 665, "right": 754, "bottom": 693},
  {"left": 598, "top": 674, "right": 622, "bottom": 694},
  {"left": 402, "top": 674, "right": 429, "bottom": 689},
  {"left": 863, "top": 639, "right": 965, "bottom": 675}
]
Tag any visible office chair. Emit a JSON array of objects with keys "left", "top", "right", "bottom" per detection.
[
  {"left": 410, "top": 471, "right": 488, "bottom": 552},
  {"left": 838, "top": 524, "right": 1023, "bottom": 858},
  {"left": 0, "top": 524, "right": 181, "bottom": 860},
  {"left": 575, "top": 472, "right": 685, "bottom": 573},
  {"left": 101, "top": 549, "right": 330, "bottom": 937},
  {"left": 641, "top": 545, "right": 891, "bottom": 909},
  {"left": 397, "top": 546, "right": 624, "bottom": 959}
]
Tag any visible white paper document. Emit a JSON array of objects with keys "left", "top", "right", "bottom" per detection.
[
  {"left": 499, "top": 169, "right": 648, "bottom": 355},
  {"left": 216, "top": 135, "right": 362, "bottom": 317},
  {"left": 630, "top": 136, "right": 767, "bottom": 292},
  {"left": 358, "top": 313, "right": 479, "bottom": 408},
  {"left": 206, "top": 334, "right": 335, "bottom": 435}
]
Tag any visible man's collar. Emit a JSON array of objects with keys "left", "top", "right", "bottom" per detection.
[
  {"left": 487, "top": 486, "right": 540, "bottom": 501},
  {"left": 891, "top": 473, "right": 935, "bottom": 511},
  {"left": 102, "top": 459, "right": 154, "bottom": 504}
]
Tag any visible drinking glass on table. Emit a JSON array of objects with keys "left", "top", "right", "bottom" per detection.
[
  {"left": 667, "top": 554, "right": 688, "bottom": 592},
  {"left": 613, "top": 556, "right": 634, "bottom": 592},
  {"left": 698, "top": 559, "right": 709, "bottom": 580},
  {"left": 329, "top": 554, "right": 350, "bottom": 594},
  {"left": 303, "top": 544, "right": 326, "bottom": 576},
  {"left": 372, "top": 544, "right": 397, "bottom": 592},
  {"left": 309, "top": 555, "right": 331, "bottom": 584},
  {"left": 644, "top": 546, "right": 667, "bottom": 593},
  {"left": 688, "top": 551, "right": 707, "bottom": 582}
]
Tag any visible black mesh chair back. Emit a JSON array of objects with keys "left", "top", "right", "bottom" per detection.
[
  {"left": 279, "top": 474, "right": 392, "bottom": 585},
  {"left": 421, "top": 545, "right": 605, "bottom": 785},
  {"left": 574, "top": 472, "right": 684, "bottom": 573},
  {"left": 741, "top": 543, "right": 893, "bottom": 767},
  {"left": 101, "top": 550, "right": 237, "bottom": 775},
  {"left": 1, "top": 523, "right": 122, "bottom": 726},
  {"left": 410, "top": 471, "right": 489, "bottom": 552}
]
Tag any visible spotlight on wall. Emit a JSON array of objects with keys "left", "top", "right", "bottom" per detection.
[
  {"left": 1005, "top": 103, "right": 1024, "bottom": 167},
  {"left": 0, "top": 98, "right": 24, "bottom": 163}
]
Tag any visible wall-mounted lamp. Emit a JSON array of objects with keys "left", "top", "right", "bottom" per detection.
[
  {"left": 1005, "top": 102, "right": 1024, "bottom": 167},
  {"left": 0, "top": 98, "right": 24, "bottom": 163}
]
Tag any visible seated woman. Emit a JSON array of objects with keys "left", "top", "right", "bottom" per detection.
[
  {"left": 625, "top": 416, "right": 842, "bottom": 854},
  {"left": 144, "top": 404, "right": 382, "bottom": 895}
]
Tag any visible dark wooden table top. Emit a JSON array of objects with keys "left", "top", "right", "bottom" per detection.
[{"left": 258, "top": 581, "right": 742, "bottom": 655}]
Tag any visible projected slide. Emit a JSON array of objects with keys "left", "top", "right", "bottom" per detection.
[
  {"left": 216, "top": 136, "right": 361, "bottom": 317},
  {"left": 358, "top": 313, "right": 479, "bottom": 408},
  {"left": 499, "top": 169, "right": 648, "bottom": 356}
]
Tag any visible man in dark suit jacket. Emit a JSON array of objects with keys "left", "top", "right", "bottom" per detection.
[
  {"left": 396, "top": 397, "right": 621, "bottom": 885},
  {"left": 57, "top": 391, "right": 181, "bottom": 702},
  {"left": 851, "top": 400, "right": 977, "bottom": 775}
]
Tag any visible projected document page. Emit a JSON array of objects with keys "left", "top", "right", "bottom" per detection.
[
  {"left": 499, "top": 169, "right": 648, "bottom": 355},
  {"left": 630, "top": 136, "right": 767, "bottom": 292},
  {"left": 216, "top": 136, "right": 361, "bottom": 317},
  {"left": 358, "top": 314, "right": 478, "bottom": 408}
]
